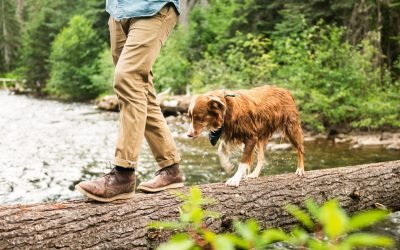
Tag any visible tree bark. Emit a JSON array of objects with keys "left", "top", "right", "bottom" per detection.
[{"left": 1, "top": 161, "right": 399, "bottom": 249}]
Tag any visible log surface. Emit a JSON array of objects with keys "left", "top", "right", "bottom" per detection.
[{"left": 1, "top": 161, "right": 399, "bottom": 249}]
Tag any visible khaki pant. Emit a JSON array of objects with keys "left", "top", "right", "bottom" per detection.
[{"left": 109, "top": 4, "right": 180, "bottom": 169}]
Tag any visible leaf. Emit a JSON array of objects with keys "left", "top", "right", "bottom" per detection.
[
  {"left": 347, "top": 210, "right": 389, "bottom": 232},
  {"left": 233, "top": 221, "right": 254, "bottom": 241},
  {"left": 306, "top": 238, "right": 330, "bottom": 250},
  {"left": 222, "top": 233, "right": 249, "bottom": 249},
  {"left": 157, "top": 240, "right": 195, "bottom": 250},
  {"left": 261, "top": 229, "right": 289, "bottom": 244},
  {"left": 340, "top": 233, "right": 394, "bottom": 248},
  {"left": 213, "top": 235, "right": 235, "bottom": 250},
  {"left": 233, "top": 220, "right": 259, "bottom": 241},
  {"left": 287, "top": 226, "right": 309, "bottom": 246},
  {"left": 318, "top": 200, "right": 348, "bottom": 239},
  {"left": 305, "top": 199, "right": 320, "bottom": 219},
  {"left": 157, "top": 234, "right": 195, "bottom": 250},
  {"left": 285, "top": 204, "right": 314, "bottom": 229}
]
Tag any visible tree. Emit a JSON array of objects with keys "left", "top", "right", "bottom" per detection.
[
  {"left": 46, "top": 15, "right": 105, "bottom": 100},
  {"left": 19, "top": 0, "right": 108, "bottom": 92},
  {"left": 0, "top": 0, "right": 20, "bottom": 72}
]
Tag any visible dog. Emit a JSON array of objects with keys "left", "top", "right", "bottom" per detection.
[{"left": 186, "top": 85, "right": 304, "bottom": 187}]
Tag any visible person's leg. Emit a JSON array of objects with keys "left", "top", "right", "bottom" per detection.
[
  {"left": 137, "top": 71, "right": 183, "bottom": 192},
  {"left": 144, "top": 72, "right": 180, "bottom": 168},
  {"left": 135, "top": 5, "right": 184, "bottom": 192},
  {"left": 76, "top": 4, "right": 183, "bottom": 201},
  {"left": 75, "top": 17, "right": 136, "bottom": 202},
  {"left": 113, "top": 4, "right": 179, "bottom": 169}
]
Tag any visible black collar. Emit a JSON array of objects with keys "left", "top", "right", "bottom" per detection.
[{"left": 209, "top": 125, "right": 224, "bottom": 146}]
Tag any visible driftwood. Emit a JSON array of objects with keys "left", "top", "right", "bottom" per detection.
[
  {"left": 1, "top": 161, "right": 399, "bottom": 249},
  {"left": 96, "top": 94, "right": 191, "bottom": 116}
]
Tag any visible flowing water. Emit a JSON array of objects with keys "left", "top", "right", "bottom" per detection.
[{"left": 0, "top": 90, "right": 399, "bottom": 245}]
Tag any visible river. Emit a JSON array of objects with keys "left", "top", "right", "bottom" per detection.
[{"left": 0, "top": 90, "right": 399, "bottom": 246}]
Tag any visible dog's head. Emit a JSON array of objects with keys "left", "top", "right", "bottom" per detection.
[{"left": 187, "top": 94, "right": 226, "bottom": 138}]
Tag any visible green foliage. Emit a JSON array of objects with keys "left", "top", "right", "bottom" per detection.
[
  {"left": 153, "top": 28, "right": 191, "bottom": 94},
  {"left": 46, "top": 15, "right": 105, "bottom": 100},
  {"left": 271, "top": 18, "right": 400, "bottom": 131},
  {"left": 89, "top": 49, "right": 114, "bottom": 96},
  {"left": 151, "top": 187, "right": 393, "bottom": 250},
  {"left": 0, "top": 0, "right": 20, "bottom": 72},
  {"left": 20, "top": 0, "right": 81, "bottom": 91},
  {"left": 191, "top": 33, "right": 276, "bottom": 92},
  {"left": 3, "top": 0, "right": 399, "bottom": 130},
  {"left": 18, "top": 0, "right": 108, "bottom": 92}
]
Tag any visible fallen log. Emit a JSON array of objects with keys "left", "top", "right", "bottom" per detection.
[
  {"left": 1, "top": 161, "right": 399, "bottom": 249},
  {"left": 96, "top": 94, "right": 191, "bottom": 116}
]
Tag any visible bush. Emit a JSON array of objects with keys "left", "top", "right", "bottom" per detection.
[
  {"left": 46, "top": 15, "right": 105, "bottom": 100},
  {"left": 89, "top": 48, "right": 114, "bottom": 96},
  {"left": 271, "top": 19, "right": 400, "bottom": 131},
  {"left": 191, "top": 33, "right": 276, "bottom": 92},
  {"left": 151, "top": 187, "right": 394, "bottom": 250},
  {"left": 153, "top": 28, "right": 191, "bottom": 94}
]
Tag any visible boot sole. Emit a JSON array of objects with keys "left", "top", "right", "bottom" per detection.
[
  {"left": 137, "top": 182, "right": 184, "bottom": 193},
  {"left": 75, "top": 184, "right": 135, "bottom": 203}
]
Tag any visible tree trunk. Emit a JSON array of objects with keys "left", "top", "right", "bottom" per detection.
[
  {"left": 1, "top": 161, "right": 399, "bottom": 249},
  {"left": 178, "top": 0, "right": 198, "bottom": 30}
]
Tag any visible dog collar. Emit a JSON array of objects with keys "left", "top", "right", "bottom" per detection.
[{"left": 209, "top": 125, "right": 224, "bottom": 146}]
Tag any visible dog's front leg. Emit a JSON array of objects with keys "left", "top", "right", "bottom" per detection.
[
  {"left": 218, "top": 141, "right": 234, "bottom": 174},
  {"left": 225, "top": 138, "right": 256, "bottom": 187}
]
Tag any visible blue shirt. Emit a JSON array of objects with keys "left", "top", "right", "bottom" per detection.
[{"left": 106, "top": 0, "right": 180, "bottom": 20}]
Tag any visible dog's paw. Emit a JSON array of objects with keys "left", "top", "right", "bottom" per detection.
[
  {"left": 245, "top": 173, "right": 259, "bottom": 179},
  {"left": 225, "top": 176, "right": 241, "bottom": 187},
  {"left": 295, "top": 168, "right": 305, "bottom": 177}
]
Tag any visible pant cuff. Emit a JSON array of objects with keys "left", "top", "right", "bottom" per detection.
[
  {"left": 158, "top": 155, "right": 181, "bottom": 168},
  {"left": 113, "top": 157, "right": 137, "bottom": 168}
]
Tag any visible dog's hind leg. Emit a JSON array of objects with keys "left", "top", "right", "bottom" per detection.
[
  {"left": 218, "top": 141, "right": 234, "bottom": 174},
  {"left": 285, "top": 120, "right": 305, "bottom": 176},
  {"left": 246, "top": 141, "right": 266, "bottom": 178}
]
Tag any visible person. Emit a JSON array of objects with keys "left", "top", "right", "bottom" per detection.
[{"left": 75, "top": 0, "right": 183, "bottom": 202}]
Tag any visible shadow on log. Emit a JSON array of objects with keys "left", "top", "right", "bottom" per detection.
[{"left": 1, "top": 161, "right": 399, "bottom": 249}]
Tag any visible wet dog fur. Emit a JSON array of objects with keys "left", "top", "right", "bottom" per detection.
[{"left": 187, "top": 85, "right": 305, "bottom": 187}]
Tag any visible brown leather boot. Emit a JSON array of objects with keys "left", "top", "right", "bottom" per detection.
[
  {"left": 75, "top": 167, "right": 135, "bottom": 202},
  {"left": 137, "top": 163, "right": 184, "bottom": 193}
]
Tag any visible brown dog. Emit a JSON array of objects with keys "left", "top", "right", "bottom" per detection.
[{"left": 187, "top": 85, "right": 304, "bottom": 187}]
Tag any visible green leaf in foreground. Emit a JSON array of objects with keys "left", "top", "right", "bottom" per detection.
[
  {"left": 285, "top": 203, "right": 314, "bottom": 229},
  {"left": 157, "top": 233, "right": 195, "bottom": 250},
  {"left": 340, "top": 233, "right": 394, "bottom": 248},
  {"left": 347, "top": 209, "right": 389, "bottom": 232}
]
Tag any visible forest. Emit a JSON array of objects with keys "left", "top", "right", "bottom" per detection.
[{"left": 0, "top": 0, "right": 399, "bottom": 132}]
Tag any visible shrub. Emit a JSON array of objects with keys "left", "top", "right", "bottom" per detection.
[
  {"left": 89, "top": 48, "right": 114, "bottom": 96},
  {"left": 46, "top": 15, "right": 105, "bottom": 100},
  {"left": 191, "top": 33, "right": 276, "bottom": 92},
  {"left": 271, "top": 19, "right": 400, "bottom": 131},
  {"left": 150, "top": 187, "right": 393, "bottom": 250},
  {"left": 153, "top": 28, "right": 191, "bottom": 94}
]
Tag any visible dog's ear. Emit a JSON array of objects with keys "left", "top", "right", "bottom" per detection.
[{"left": 208, "top": 96, "right": 226, "bottom": 113}]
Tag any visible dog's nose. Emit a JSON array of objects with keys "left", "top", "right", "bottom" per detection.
[{"left": 187, "top": 133, "right": 194, "bottom": 138}]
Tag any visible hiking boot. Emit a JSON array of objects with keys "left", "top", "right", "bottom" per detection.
[
  {"left": 137, "top": 163, "right": 184, "bottom": 193},
  {"left": 75, "top": 167, "right": 135, "bottom": 202}
]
